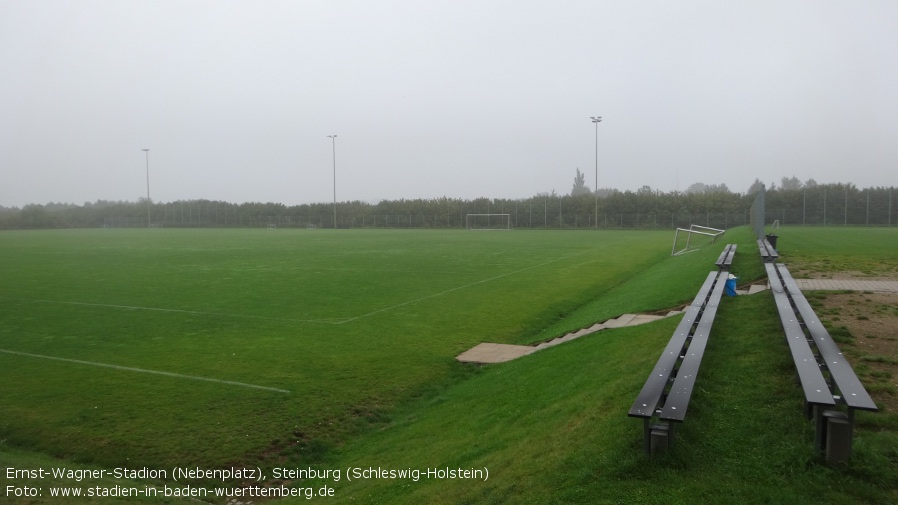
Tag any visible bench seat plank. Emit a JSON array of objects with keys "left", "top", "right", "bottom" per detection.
[
  {"left": 777, "top": 266, "right": 878, "bottom": 412},
  {"left": 628, "top": 271, "right": 716, "bottom": 419},
  {"left": 758, "top": 239, "right": 769, "bottom": 259},
  {"left": 627, "top": 305, "right": 701, "bottom": 418},
  {"left": 715, "top": 244, "right": 737, "bottom": 270},
  {"left": 764, "top": 238, "right": 780, "bottom": 259},
  {"left": 758, "top": 239, "right": 779, "bottom": 262},
  {"left": 724, "top": 244, "right": 736, "bottom": 268},
  {"left": 690, "top": 271, "right": 719, "bottom": 307},
  {"left": 765, "top": 263, "right": 835, "bottom": 407},
  {"left": 715, "top": 244, "right": 731, "bottom": 268},
  {"left": 661, "top": 271, "right": 728, "bottom": 422}
]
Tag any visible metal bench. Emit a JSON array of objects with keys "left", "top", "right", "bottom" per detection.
[
  {"left": 628, "top": 269, "right": 729, "bottom": 453},
  {"left": 660, "top": 271, "right": 727, "bottom": 423},
  {"left": 715, "top": 243, "right": 737, "bottom": 270},
  {"left": 765, "top": 262, "right": 877, "bottom": 461},
  {"left": 758, "top": 238, "right": 778, "bottom": 263},
  {"left": 766, "top": 263, "right": 835, "bottom": 412}
]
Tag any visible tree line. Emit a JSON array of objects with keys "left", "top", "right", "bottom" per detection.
[{"left": 1, "top": 178, "right": 894, "bottom": 230}]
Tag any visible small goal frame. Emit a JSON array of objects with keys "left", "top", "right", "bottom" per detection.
[
  {"left": 671, "top": 224, "right": 725, "bottom": 256},
  {"left": 465, "top": 213, "right": 511, "bottom": 231}
]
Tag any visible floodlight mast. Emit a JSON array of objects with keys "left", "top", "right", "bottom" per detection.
[
  {"left": 328, "top": 135, "right": 337, "bottom": 229},
  {"left": 590, "top": 116, "right": 602, "bottom": 229},
  {"left": 142, "top": 148, "right": 150, "bottom": 227}
]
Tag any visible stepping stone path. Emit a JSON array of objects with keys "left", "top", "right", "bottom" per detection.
[
  {"left": 455, "top": 278, "right": 898, "bottom": 365},
  {"left": 456, "top": 311, "right": 680, "bottom": 364}
]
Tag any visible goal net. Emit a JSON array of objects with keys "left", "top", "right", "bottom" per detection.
[{"left": 466, "top": 214, "right": 511, "bottom": 230}]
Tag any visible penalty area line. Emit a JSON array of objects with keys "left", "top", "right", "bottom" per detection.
[{"left": 0, "top": 348, "right": 290, "bottom": 394}]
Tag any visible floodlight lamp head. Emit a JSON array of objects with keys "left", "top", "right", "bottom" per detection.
[{"left": 591, "top": 116, "right": 602, "bottom": 123}]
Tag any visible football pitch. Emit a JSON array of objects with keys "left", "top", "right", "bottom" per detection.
[{"left": 0, "top": 228, "right": 687, "bottom": 469}]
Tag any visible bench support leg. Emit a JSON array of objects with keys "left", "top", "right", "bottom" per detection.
[
  {"left": 642, "top": 419, "right": 651, "bottom": 455},
  {"left": 650, "top": 423, "right": 672, "bottom": 455},
  {"left": 813, "top": 406, "right": 826, "bottom": 453},
  {"left": 813, "top": 409, "right": 855, "bottom": 463},
  {"left": 822, "top": 410, "right": 852, "bottom": 464},
  {"left": 826, "top": 416, "right": 851, "bottom": 464}
]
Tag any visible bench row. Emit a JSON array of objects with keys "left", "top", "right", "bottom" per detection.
[
  {"left": 628, "top": 245, "right": 732, "bottom": 453},
  {"left": 764, "top": 260, "right": 877, "bottom": 461},
  {"left": 758, "top": 238, "right": 778, "bottom": 262},
  {"left": 715, "top": 243, "right": 737, "bottom": 270}
]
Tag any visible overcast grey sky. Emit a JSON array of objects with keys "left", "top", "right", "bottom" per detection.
[{"left": 1, "top": 1, "right": 896, "bottom": 208}]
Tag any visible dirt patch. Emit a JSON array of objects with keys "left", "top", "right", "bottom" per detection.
[{"left": 806, "top": 291, "right": 898, "bottom": 414}]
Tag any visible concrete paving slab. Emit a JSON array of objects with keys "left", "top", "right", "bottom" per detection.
[
  {"left": 628, "top": 314, "right": 664, "bottom": 326},
  {"left": 456, "top": 343, "right": 534, "bottom": 364},
  {"left": 748, "top": 284, "right": 769, "bottom": 295},
  {"left": 603, "top": 314, "right": 637, "bottom": 328}
]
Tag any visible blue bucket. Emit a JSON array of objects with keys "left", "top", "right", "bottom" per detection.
[{"left": 725, "top": 276, "right": 738, "bottom": 297}]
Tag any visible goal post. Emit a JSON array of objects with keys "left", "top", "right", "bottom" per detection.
[{"left": 466, "top": 214, "right": 511, "bottom": 230}]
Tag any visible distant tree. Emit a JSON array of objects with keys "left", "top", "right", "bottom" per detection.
[
  {"left": 804, "top": 178, "right": 818, "bottom": 188},
  {"left": 571, "top": 168, "right": 589, "bottom": 196},
  {"left": 747, "top": 178, "right": 765, "bottom": 195},
  {"left": 685, "top": 182, "right": 730, "bottom": 194},
  {"left": 684, "top": 182, "right": 708, "bottom": 194},
  {"left": 781, "top": 175, "right": 802, "bottom": 191},
  {"left": 637, "top": 185, "right": 655, "bottom": 195}
]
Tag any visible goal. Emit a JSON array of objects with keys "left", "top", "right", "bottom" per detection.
[
  {"left": 671, "top": 224, "right": 724, "bottom": 256},
  {"left": 466, "top": 214, "right": 511, "bottom": 230}
]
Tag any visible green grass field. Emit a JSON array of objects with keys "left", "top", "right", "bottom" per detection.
[
  {"left": 0, "top": 230, "right": 699, "bottom": 466},
  {"left": 1, "top": 226, "right": 896, "bottom": 504}
]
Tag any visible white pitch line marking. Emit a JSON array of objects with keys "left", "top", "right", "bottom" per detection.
[
  {"left": 26, "top": 299, "right": 348, "bottom": 325},
  {"left": 8, "top": 248, "right": 596, "bottom": 326},
  {"left": 339, "top": 250, "right": 589, "bottom": 324},
  {"left": 0, "top": 348, "right": 290, "bottom": 394}
]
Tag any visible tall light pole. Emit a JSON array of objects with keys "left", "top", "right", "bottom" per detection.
[
  {"left": 590, "top": 116, "right": 602, "bottom": 229},
  {"left": 142, "top": 148, "right": 151, "bottom": 227},
  {"left": 327, "top": 135, "right": 337, "bottom": 229}
]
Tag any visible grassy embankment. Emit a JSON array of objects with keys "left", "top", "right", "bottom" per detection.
[{"left": 288, "top": 226, "right": 898, "bottom": 504}]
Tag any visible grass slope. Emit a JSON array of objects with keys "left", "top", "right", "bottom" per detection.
[{"left": 284, "top": 226, "right": 897, "bottom": 504}]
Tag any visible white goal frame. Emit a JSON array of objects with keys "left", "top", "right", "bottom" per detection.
[
  {"left": 466, "top": 214, "right": 511, "bottom": 230},
  {"left": 671, "top": 224, "right": 725, "bottom": 256}
]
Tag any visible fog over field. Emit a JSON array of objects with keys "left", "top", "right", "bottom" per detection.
[{"left": 2, "top": 1, "right": 897, "bottom": 207}]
